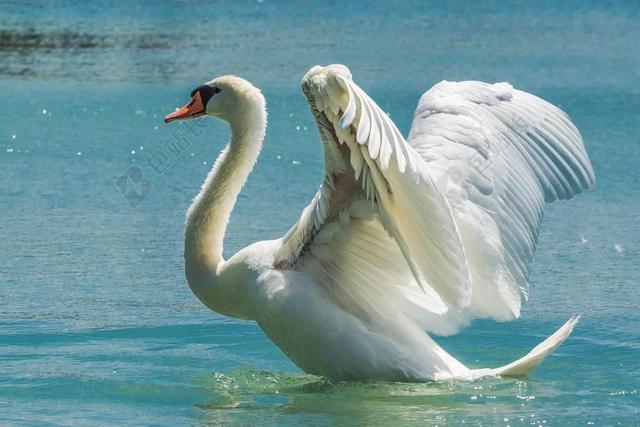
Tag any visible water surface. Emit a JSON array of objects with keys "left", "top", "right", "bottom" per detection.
[{"left": 1, "top": 1, "right": 639, "bottom": 425}]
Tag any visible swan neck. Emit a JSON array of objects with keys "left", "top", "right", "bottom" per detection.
[{"left": 184, "top": 104, "right": 266, "bottom": 280}]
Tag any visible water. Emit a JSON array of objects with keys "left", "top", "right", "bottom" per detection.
[{"left": 1, "top": 1, "right": 639, "bottom": 425}]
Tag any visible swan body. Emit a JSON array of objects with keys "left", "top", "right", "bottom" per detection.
[{"left": 164, "top": 65, "right": 594, "bottom": 381}]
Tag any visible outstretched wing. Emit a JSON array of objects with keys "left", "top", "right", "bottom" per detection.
[
  {"left": 407, "top": 80, "right": 595, "bottom": 321},
  {"left": 273, "top": 65, "right": 472, "bottom": 332}
]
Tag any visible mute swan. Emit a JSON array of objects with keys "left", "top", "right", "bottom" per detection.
[{"left": 164, "top": 65, "right": 594, "bottom": 381}]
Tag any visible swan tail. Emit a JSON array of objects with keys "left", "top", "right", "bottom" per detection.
[{"left": 469, "top": 316, "right": 580, "bottom": 379}]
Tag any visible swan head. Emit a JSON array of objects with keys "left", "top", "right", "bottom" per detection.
[{"left": 164, "top": 75, "right": 264, "bottom": 124}]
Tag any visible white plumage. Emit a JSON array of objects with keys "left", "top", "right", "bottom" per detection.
[
  {"left": 167, "top": 65, "right": 594, "bottom": 381},
  {"left": 408, "top": 80, "right": 594, "bottom": 323}
]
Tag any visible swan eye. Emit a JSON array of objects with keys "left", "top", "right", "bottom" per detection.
[
  {"left": 190, "top": 85, "right": 219, "bottom": 99},
  {"left": 193, "top": 85, "right": 220, "bottom": 107}
]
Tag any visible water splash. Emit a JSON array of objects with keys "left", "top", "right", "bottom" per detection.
[{"left": 193, "top": 367, "right": 548, "bottom": 425}]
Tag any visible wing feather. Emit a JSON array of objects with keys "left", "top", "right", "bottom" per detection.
[
  {"left": 274, "top": 67, "right": 594, "bottom": 335},
  {"left": 407, "top": 80, "right": 595, "bottom": 320},
  {"left": 274, "top": 65, "right": 472, "bottom": 326}
]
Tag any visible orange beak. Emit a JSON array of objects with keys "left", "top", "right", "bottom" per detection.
[{"left": 164, "top": 92, "right": 205, "bottom": 123}]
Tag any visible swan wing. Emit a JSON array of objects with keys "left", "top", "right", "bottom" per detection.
[
  {"left": 407, "top": 80, "right": 595, "bottom": 321},
  {"left": 274, "top": 65, "right": 472, "bottom": 325}
]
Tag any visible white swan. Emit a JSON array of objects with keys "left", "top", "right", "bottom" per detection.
[{"left": 164, "top": 64, "right": 594, "bottom": 381}]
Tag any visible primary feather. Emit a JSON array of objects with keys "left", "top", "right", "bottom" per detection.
[{"left": 408, "top": 80, "right": 594, "bottom": 321}]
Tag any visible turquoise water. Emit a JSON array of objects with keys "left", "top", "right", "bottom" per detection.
[{"left": 1, "top": 1, "right": 639, "bottom": 425}]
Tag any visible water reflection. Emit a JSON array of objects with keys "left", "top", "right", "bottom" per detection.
[
  {"left": 2, "top": 1, "right": 631, "bottom": 88},
  {"left": 0, "top": 28, "right": 199, "bottom": 80}
]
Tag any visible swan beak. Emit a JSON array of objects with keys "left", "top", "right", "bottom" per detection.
[{"left": 164, "top": 93, "right": 205, "bottom": 123}]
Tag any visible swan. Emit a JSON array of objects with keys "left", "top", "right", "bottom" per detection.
[{"left": 164, "top": 64, "right": 594, "bottom": 381}]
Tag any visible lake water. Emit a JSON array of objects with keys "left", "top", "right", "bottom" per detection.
[{"left": 1, "top": 1, "right": 639, "bottom": 425}]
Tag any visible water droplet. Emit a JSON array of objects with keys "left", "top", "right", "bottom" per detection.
[
  {"left": 131, "top": 150, "right": 136, "bottom": 155},
  {"left": 6, "top": 148, "right": 14, "bottom": 153},
  {"left": 614, "top": 243, "right": 624, "bottom": 253},
  {"left": 77, "top": 151, "right": 82, "bottom": 156},
  {"left": 292, "top": 160, "right": 300, "bottom": 165},
  {"left": 11, "top": 134, "right": 16, "bottom": 139},
  {"left": 42, "top": 109, "right": 47, "bottom": 114},
  {"left": 295, "top": 126, "right": 301, "bottom": 131},
  {"left": 276, "top": 155, "right": 282, "bottom": 159}
]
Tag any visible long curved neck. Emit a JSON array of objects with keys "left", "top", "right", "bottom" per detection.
[{"left": 184, "top": 102, "right": 266, "bottom": 297}]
